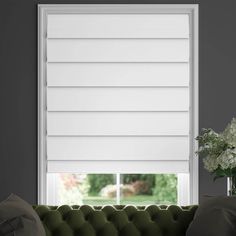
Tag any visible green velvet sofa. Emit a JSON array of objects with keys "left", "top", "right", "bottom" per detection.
[{"left": 33, "top": 205, "right": 197, "bottom": 236}]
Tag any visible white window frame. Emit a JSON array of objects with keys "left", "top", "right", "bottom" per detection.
[{"left": 38, "top": 4, "right": 199, "bottom": 205}]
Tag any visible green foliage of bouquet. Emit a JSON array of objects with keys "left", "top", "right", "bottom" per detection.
[{"left": 196, "top": 118, "right": 236, "bottom": 180}]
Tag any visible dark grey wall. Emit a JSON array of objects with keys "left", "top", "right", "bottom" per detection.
[{"left": 0, "top": 0, "right": 235, "bottom": 204}]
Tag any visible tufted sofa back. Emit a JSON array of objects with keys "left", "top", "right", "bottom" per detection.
[{"left": 33, "top": 205, "right": 197, "bottom": 236}]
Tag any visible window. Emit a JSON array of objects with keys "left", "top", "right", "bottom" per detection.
[
  {"left": 38, "top": 4, "right": 198, "bottom": 205},
  {"left": 47, "top": 174, "right": 178, "bottom": 205}
]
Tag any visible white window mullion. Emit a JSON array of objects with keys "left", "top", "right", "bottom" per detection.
[{"left": 116, "top": 173, "right": 121, "bottom": 205}]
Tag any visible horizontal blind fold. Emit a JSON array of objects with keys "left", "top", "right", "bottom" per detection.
[
  {"left": 47, "top": 63, "right": 189, "bottom": 87},
  {"left": 47, "top": 88, "right": 189, "bottom": 111},
  {"left": 47, "top": 112, "right": 189, "bottom": 136},
  {"left": 47, "top": 39, "right": 189, "bottom": 62},
  {"left": 47, "top": 14, "right": 189, "bottom": 38},
  {"left": 47, "top": 137, "right": 189, "bottom": 161},
  {"left": 47, "top": 161, "right": 189, "bottom": 173},
  {"left": 46, "top": 13, "right": 190, "bottom": 173}
]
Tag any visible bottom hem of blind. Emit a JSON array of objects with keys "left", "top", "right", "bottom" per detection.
[{"left": 47, "top": 160, "right": 189, "bottom": 173}]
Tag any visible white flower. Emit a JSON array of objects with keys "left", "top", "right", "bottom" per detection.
[
  {"left": 217, "top": 149, "right": 236, "bottom": 170},
  {"left": 222, "top": 118, "right": 236, "bottom": 147},
  {"left": 203, "top": 155, "right": 219, "bottom": 172},
  {"left": 198, "top": 118, "right": 236, "bottom": 174}
]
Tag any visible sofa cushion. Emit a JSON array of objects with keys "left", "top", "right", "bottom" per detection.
[
  {"left": 34, "top": 204, "right": 197, "bottom": 236},
  {"left": 186, "top": 196, "right": 236, "bottom": 236},
  {"left": 0, "top": 216, "right": 23, "bottom": 235},
  {"left": 0, "top": 194, "right": 46, "bottom": 236}
]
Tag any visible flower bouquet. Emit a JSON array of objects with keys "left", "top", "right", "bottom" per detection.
[{"left": 196, "top": 118, "right": 236, "bottom": 195}]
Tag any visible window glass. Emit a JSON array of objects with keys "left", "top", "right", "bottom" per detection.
[
  {"left": 48, "top": 173, "right": 177, "bottom": 205},
  {"left": 120, "top": 174, "right": 177, "bottom": 205}
]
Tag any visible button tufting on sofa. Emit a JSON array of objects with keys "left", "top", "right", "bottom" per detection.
[{"left": 33, "top": 205, "right": 198, "bottom": 236}]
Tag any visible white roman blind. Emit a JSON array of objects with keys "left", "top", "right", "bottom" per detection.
[{"left": 44, "top": 7, "right": 193, "bottom": 174}]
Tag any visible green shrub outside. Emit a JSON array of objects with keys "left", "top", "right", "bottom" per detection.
[
  {"left": 88, "top": 174, "right": 115, "bottom": 195},
  {"left": 153, "top": 174, "right": 177, "bottom": 204},
  {"left": 87, "top": 174, "right": 177, "bottom": 204}
]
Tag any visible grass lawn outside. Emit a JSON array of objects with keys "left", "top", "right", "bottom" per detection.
[{"left": 82, "top": 195, "right": 174, "bottom": 205}]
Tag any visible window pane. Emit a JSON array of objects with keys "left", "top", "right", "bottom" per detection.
[
  {"left": 48, "top": 173, "right": 116, "bottom": 205},
  {"left": 119, "top": 174, "right": 177, "bottom": 205},
  {"left": 47, "top": 173, "right": 177, "bottom": 205}
]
